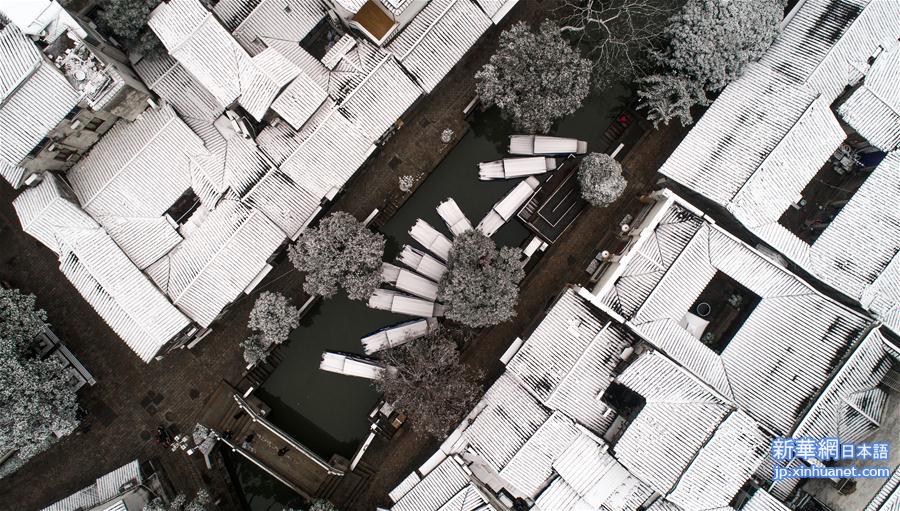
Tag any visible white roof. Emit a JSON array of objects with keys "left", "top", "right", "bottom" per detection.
[
  {"left": 133, "top": 52, "right": 224, "bottom": 124},
  {"left": 758, "top": 0, "right": 900, "bottom": 104},
  {"left": 667, "top": 410, "right": 769, "bottom": 511},
  {"left": 331, "top": 42, "right": 422, "bottom": 141},
  {"left": 614, "top": 351, "right": 732, "bottom": 495},
  {"left": 792, "top": 327, "right": 897, "bottom": 443},
  {"left": 397, "top": 244, "right": 447, "bottom": 281},
  {"left": 865, "top": 466, "right": 900, "bottom": 511},
  {"left": 213, "top": 0, "right": 326, "bottom": 55},
  {"left": 595, "top": 194, "right": 874, "bottom": 434},
  {"left": 658, "top": 63, "right": 840, "bottom": 209},
  {"left": 743, "top": 489, "right": 790, "bottom": 511},
  {"left": 391, "top": 456, "right": 484, "bottom": 511},
  {"left": 320, "top": 351, "right": 385, "bottom": 379},
  {"left": 361, "top": 317, "right": 437, "bottom": 354},
  {"left": 655, "top": 1, "right": 900, "bottom": 334},
  {"left": 387, "top": 0, "right": 491, "bottom": 92},
  {"left": 809, "top": 152, "right": 900, "bottom": 332},
  {"left": 549, "top": 433, "right": 653, "bottom": 510},
  {"left": 13, "top": 173, "right": 98, "bottom": 254},
  {"left": 58, "top": 227, "right": 191, "bottom": 361},
  {"left": 145, "top": 200, "right": 285, "bottom": 327},
  {"left": 507, "top": 289, "right": 627, "bottom": 433},
  {"left": 837, "top": 44, "right": 900, "bottom": 152},
  {"left": 148, "top": 0, "right": 290, "bottom": 120},
  {"left": 0, "top": 23, "right": 80, "bottom": 183},
  {"left": 66, "top": 105, "right": 205, "bottom": 269},
  {"left": 271, "top": 71, "right": 328, "bottom": 130},
  {"left": 368, "top": 289, "right": 441, "bottom": 318},
  {"left": 268, "top": 100, "right": 374, "bottom": 198},
  {"left": 42, "top": 460, "right": 142, "bottom": 511}
]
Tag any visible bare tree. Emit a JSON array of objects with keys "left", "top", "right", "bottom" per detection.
[
  {"left": 577, "top": 153, "right": 628, "bottom": 206},
  {"left": 375, "top": 329, "right": 482, "bottom": 439},
  {"left": 558, "top": 0, "right": 677, "bottom": 88}
]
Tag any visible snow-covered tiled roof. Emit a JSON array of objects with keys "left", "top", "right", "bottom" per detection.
[
  {"left": 865, "top": 466, "right": 900, "bottom": 511},
  {"left": 14, "top": 175, "right": 191, "bottom": 362},
  {"left": 387, "top": 0, "right": 491, "bottom": 92},
  {"left": 667, "top": 410, "right": 769, "bottom": 511},
  {"left": 145, "top": 199, "right": 285, "bottom": 327},
  {"left": 549, "top": 432, "right": 654, "bottom": 510},
  {"left": 12, "top": 173, "right": 98, "bottom": 255},
  {"left": 614, "top": 351, "right": 732, "bottom": 495},
  {"left": 148, "top": 0, "right": 291, "bottom": 120},
  {"left": 241, "top": 167, "right": 321, "bottom": 237},
  {"left": 594, "top": 192, "right": 875, "bottom": 434},
  {"left": 743, "top": 489, "right": 790, "bottom": 511},
  {"left": 792, "top": 326, "right": 897, "bottom": 444},
  {"left": 270, "top": 71, "right": 328, "bottom": 130},
  {"left": 446, "top": 372, "right": 551, "bottom": 471},
  {"left": 335, "top": 49, "right": 422, "bottom": 140},
  {"left": 213, "top": 0, "right": 326, "bottom": 55},
  {"left": 655, "top": 1, "right": 900, "bottom": 336},
  {"left": 391, "top": 456, "right": 482, "bottom": 511},
  {"left": 809, "top": 152, "right": 900, "bottom": 333},
  {"left": 837, "top": 44, "right": 900, "bottom": 152},
  {"left": 507, "top": 288, "right": 630, "bottom": 433},
  {"left": 133, "top": 52, "right": 224, "bottom": 124},
  {"left": 274, "top": 100, "right": 374, "bottom": 197},
  {"left": 58, "top": 227, "right": 191, "bottom": 361},
  {"left": 66, "top": 105, "right": 205, "bottom": 268},
  {"left": 42, "top": 460, "right": 142, "bottom": 511},
  {"left": 658, "top": 64, "right": 841, "bottom": 210},
  {"left": 0, "top": 23, "right": 80, "bottom": 184},
  {"left": 498, "top": 411, "right": 582, "bottom": 498},
  {"left": 759, "top": 0, "right": 900, "bottom": 104}
]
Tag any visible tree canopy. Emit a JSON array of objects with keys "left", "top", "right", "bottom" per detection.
[
  {"left": 375, "top": 329, "right": 482, "bottom": 438},
  {"left": 637, "top": 0, "right": 784, "bottom": 126},
  {"left": 0, "top": 289, "right": 79, "bottom": 468},
  {"left": 577, "top": 153, "right": 628, "bottom": 207},
  {"left": 476, "top": 21, "right": 592, "bottom": 133},
  {"left": 143, "top": 489, "right": 210, "bottom": 511},
  {"left": 248, "top": 292, "right": 301, "bottom": 346},
  {"left": 96, "top": 0, "right": 163, "bottom": 55},
  {"left": 289, "top": 212, "right": 385, "bottom": 301},
  {"left": 438, "top": 231, "right": 524, "bottom": 328}
]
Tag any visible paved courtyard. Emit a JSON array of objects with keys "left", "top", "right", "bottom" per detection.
[{"left": 0, "top": 1, "right": 691, "bottom": 509}]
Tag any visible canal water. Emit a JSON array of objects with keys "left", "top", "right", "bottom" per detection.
[{"left": 236, "top": 87, "right": 628, "bottom": 507}]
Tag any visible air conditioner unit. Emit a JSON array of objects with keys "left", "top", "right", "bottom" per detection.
[{"left": 70, "top": 119, "right": 83, "bottom": 130}]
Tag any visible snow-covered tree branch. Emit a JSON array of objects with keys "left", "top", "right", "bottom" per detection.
[
  {"left": 438, "top": 231, "right": 524, "bottom": 328},
  {"left": 289, "top": 212, "right": 385, "bottom": 301},
  {"left": 637, "top": 0, "right": 784, "bottom": 126},
  {"left": 557, "top": 0, "right": 676, "bottom": 88},
  {"left": 375, "top": 328, "right": 482, "bottom": 438},
  {"left": 0, "top": 289, "right": 79, "bottom": 475},
  {"left": 476, "top": 21, "right": 592, "bottom": 133},
  {"left": 577, "top": 153, "right": 628, "bottom": 207}
]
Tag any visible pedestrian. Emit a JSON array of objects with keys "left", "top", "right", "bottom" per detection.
[
  {"left": 222, "top": 429, "right": 233, "bottom": 441},
  {"left": 277, "top": 447, "right": 289, "bottom": 456},
  {"left": 244, "top": 433, "right": 255, "bottom": 444}
]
